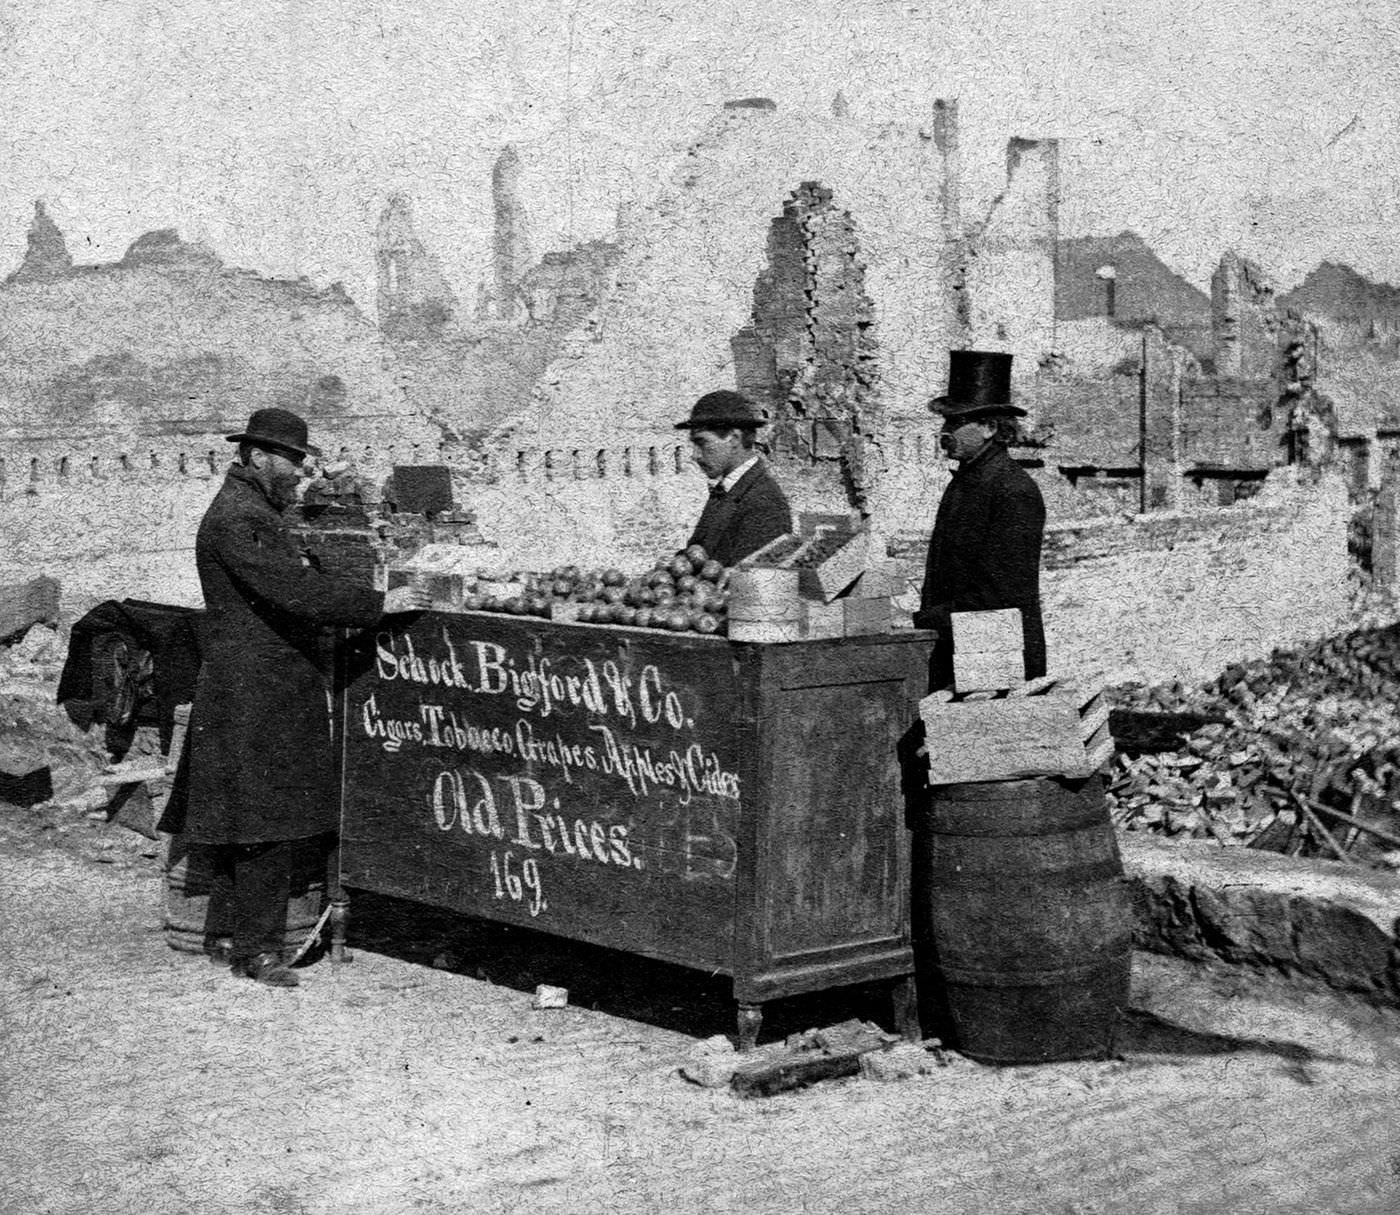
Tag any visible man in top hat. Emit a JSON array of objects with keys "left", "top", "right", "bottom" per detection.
[
  {"left": 160, "top": 406, "right": 431, "bottom": 988},
  {"left": 675, "top": 390, "right": 793, "bottom": 567},
  {"left": 915, "top": 351, "right": 1047, "bottom": 685}
]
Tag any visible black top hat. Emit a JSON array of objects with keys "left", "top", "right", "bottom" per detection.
[
  {"left": 674, "top": 390, "right": 769, "bottom": 431},
  {"left": 225, "top": 407, "right": 322, "bottom": 458},
  {"left": 930, "top": 350, "right": 1026, "bottom": 419}
]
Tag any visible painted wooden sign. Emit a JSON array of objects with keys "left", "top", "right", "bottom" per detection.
[{"left": 339, "top": 613, "right": 748, "bottom": 969}]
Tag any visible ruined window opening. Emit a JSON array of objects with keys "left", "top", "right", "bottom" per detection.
[
  {"left": 622, "top": 448, "right": 633, "bottom": 477},
  {"left": 673, "top": 447, "right": 684, "bottom": 474},
  {"left": 647, "top": 447, "right": 658, "bottom": 476},
  {"left": 149, "top": 452, "right": 159, "bottom": 470},
  {"left": 58, "top": 457, "right": 69, "bottom": 481},
  {"left": 516, "top": 451, "right": 527, "bottom": 480},
  {"left": 178, "top": 452, "right": 187, "bottom": 474},
  {"left": 29, "top": 458, "right": 38, "bottom": 482},
  {"left": 571, "top": 449, "right": 582, "bottom": 479},
  {"left": 544, "top": 451, "right": 556, "bottom": 481},
  {"left": 120, "top": 453, "right": 130, "bottom": 473},
  {"left": 90, "top": 456, "right": 100, "bottom": 478},
  {"left": 595, "top": 450, "right": 607, "bottom": 478}
]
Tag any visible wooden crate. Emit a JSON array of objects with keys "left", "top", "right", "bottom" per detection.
[
  {"left": 920, "top": 675, "right": 1113, "bottom": 785},
  {"left": 952, "top": 649, "right": 1023, "bottom": 692},
  {"left": 842, "top": 596, "right": 891, "bottom": 637},
  {"left": 802, "top": 599, "right": 846, "bottom": 639},
  {"left": 950, "top": 609, "right": 1022, "bottom": 652},
  {"left": 796, "top": 531, "right": 871, "bottom": 603}
]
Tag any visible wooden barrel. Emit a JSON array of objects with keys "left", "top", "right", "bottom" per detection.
[
  {"left": 910, "top": 775, "right": 1131, "bottom": 1064},
  {"left": 162, "top": 835, "right": 326, "bottom": 957},
  {"left": 728, "top": 568, "right": 801, "bottom": 642}
]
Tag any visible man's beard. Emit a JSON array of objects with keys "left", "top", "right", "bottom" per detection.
[{"left": 266, "top": 473, "right": 301, "bottom": 511}]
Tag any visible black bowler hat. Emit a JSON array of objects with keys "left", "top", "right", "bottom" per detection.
[
  {"left": 674, "top": 390, "right": 769, "bottom": 431},
  {"left": 930, "top": 350, "right": 1026, "bottom": 419},
  {"left": 225, "top": 407, "right": 322, "bottom": 459}
]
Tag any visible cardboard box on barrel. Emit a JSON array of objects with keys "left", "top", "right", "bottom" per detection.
[{"left": 920, "top": 608, "right": 1115, "bottom": 786}]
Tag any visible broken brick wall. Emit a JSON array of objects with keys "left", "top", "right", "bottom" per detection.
[
  {"left": 491, "top": 105, "right": 959, "bottom": 454},
  {"left": 959, "top": 137, "right": 1059, "bottom": 389},
  {"left": 734, "top": 181, "right": 881, "bottom": 511},
  {"left": 887, "top": 471, "right": 1351, "bottom": 686}
]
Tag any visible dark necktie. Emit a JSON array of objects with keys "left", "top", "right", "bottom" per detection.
[{"left": 709, "top": 483, "right": 727, "bottom": 499}]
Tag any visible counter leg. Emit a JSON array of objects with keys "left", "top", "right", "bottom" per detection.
[
  {"left": 736, "top": 1003, "right": 763, "bottom": 1053},
  {"left": 891, "top": 975, "right": 921, "bottom": 1041},
  {"left": 330, "top": 893, "right": 354, "bottom": 964}
]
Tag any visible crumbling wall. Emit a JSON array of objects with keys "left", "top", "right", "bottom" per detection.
[
  {"left": 886, "top": 471, "right": 1350, "bottom": 686},
  {"left": 498, "top": 103, "right": 958, "bottom": 451},
  {"left": 959, "top": 137, "right": 1059, "bottom": 388},
  {"left": 1054, "top": 231, "right": 1213, "bottom": 363},
  {"left": 1039, "top": 472, "right": 1351, "bottom": 683},
  {"left": 733, "top": 181, "right": 881, "bottom": 510},
  {"left": 0, "top": 218, "right": 418, "bottom": 436},
  {"left": 376, "top": 193, "right": 461, "bottom": 342},
  {"left": 0, "top": 420, "right": 442, "bottom": 611},
  {"left": 378, "top": 178, "right": 622, "bottom": 442}
]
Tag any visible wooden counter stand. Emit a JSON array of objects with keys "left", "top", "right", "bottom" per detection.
[{"left": 336, "top": 612, "right": 934, "bottom": 1050}]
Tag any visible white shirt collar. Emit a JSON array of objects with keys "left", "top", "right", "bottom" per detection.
[{"left": 716, "top": 455, "right": 759, "bottom": 494}]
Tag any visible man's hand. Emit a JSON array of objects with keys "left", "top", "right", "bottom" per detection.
[
  {"left": 912, "top": 603, "right": 951, "bottom": 632},
  {"left": 383, "top": 584, "right": 433, "bottom": 614}
]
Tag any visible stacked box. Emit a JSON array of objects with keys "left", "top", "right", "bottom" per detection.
[
  {"left": 802, "top": 600, "right": 846, "bottom": 639},
  {"left": 951, "top": 609, "right": 1024, "bottom": 692},
  {"left": 919, "top": 676, "right": 1113, "bottom": 784}
]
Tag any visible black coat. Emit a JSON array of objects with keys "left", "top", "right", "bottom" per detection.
[
  {"left": 159, "top": 465, "right": 385, "bottom": 844},
  {"left": 685, "top": 460, "right": 793, "bottom": 567},
  {"left": 916, "top": 443, "right": 1046, "bottom": 680}
]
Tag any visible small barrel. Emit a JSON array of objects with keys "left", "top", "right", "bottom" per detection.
[
  {"left": 911, "top": 775, "right": 1131, "bottom": 1064},
  {"left": 163, "top": 835, "right": 326, "bottom": 957},
  {"left": 728, "top": 568, "right": 801, "bottom": 642}
]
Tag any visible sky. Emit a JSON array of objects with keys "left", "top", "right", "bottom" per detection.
[{"left": 2, "top": 0, "right": 1398, "bottom": 311}]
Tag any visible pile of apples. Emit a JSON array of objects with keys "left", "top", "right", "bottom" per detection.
[{"left": 461, "top": 545, "right": 730, "bottom": 634}]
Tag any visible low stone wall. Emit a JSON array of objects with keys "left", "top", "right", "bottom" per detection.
[{"left": 1122, "top": 833, "right": 1400, "bottom": 1006}]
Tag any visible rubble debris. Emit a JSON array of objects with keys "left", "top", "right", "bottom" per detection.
[
  {"left": 858, "top": 1040, "right": 948, "bottom": 1082},
  {"left": 729, "top": 1020, "right": 900, "bottom": 1098},
  {"left": 1106, "top": 622, "right": 1400, "bottom": 867},
  {"left": 530, "top": 984, "right": 568, "bottom": 1010},
  {"left": 679, "top": 1034, "right": 738, "bottom": 1089}
]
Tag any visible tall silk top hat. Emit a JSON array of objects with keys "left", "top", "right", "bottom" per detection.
[
  {"left": 674, "top": 390, "right": 769, "bottom": 430},
  {"left": 930, "top": 350, "right": 1027, "bottom": 419},
  {"left": 225, "top": 407, "right": 322, "bottom": 459}
]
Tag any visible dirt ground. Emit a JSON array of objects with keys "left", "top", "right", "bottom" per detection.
[{"left": 3, "top": 804, "right": 1400, "bottom": 1215}]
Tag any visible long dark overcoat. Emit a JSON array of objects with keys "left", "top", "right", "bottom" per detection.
[
  {"left": 915, "top": 442, "right": 1047, "bottom": 680},
  {"left": 160, "top": 464, "right": 384, "bottom": 844},
  {"left": 685, "top": 460, "right": 793, "bottom": 567}
]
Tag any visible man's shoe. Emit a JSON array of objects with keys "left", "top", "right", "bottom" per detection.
[{"left": 232, "top": 952, "right": 299, "bottom": 988}]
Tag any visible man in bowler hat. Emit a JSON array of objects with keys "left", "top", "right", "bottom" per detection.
[
  {"left": 675, "top": 390, "right": 793, "bottom": 567},
  {"left": 915, "top": 351, "right": 1047, "bottom": 686},
  {"left": 160, "top": 407, "right": 430, "bottom": 987}
]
